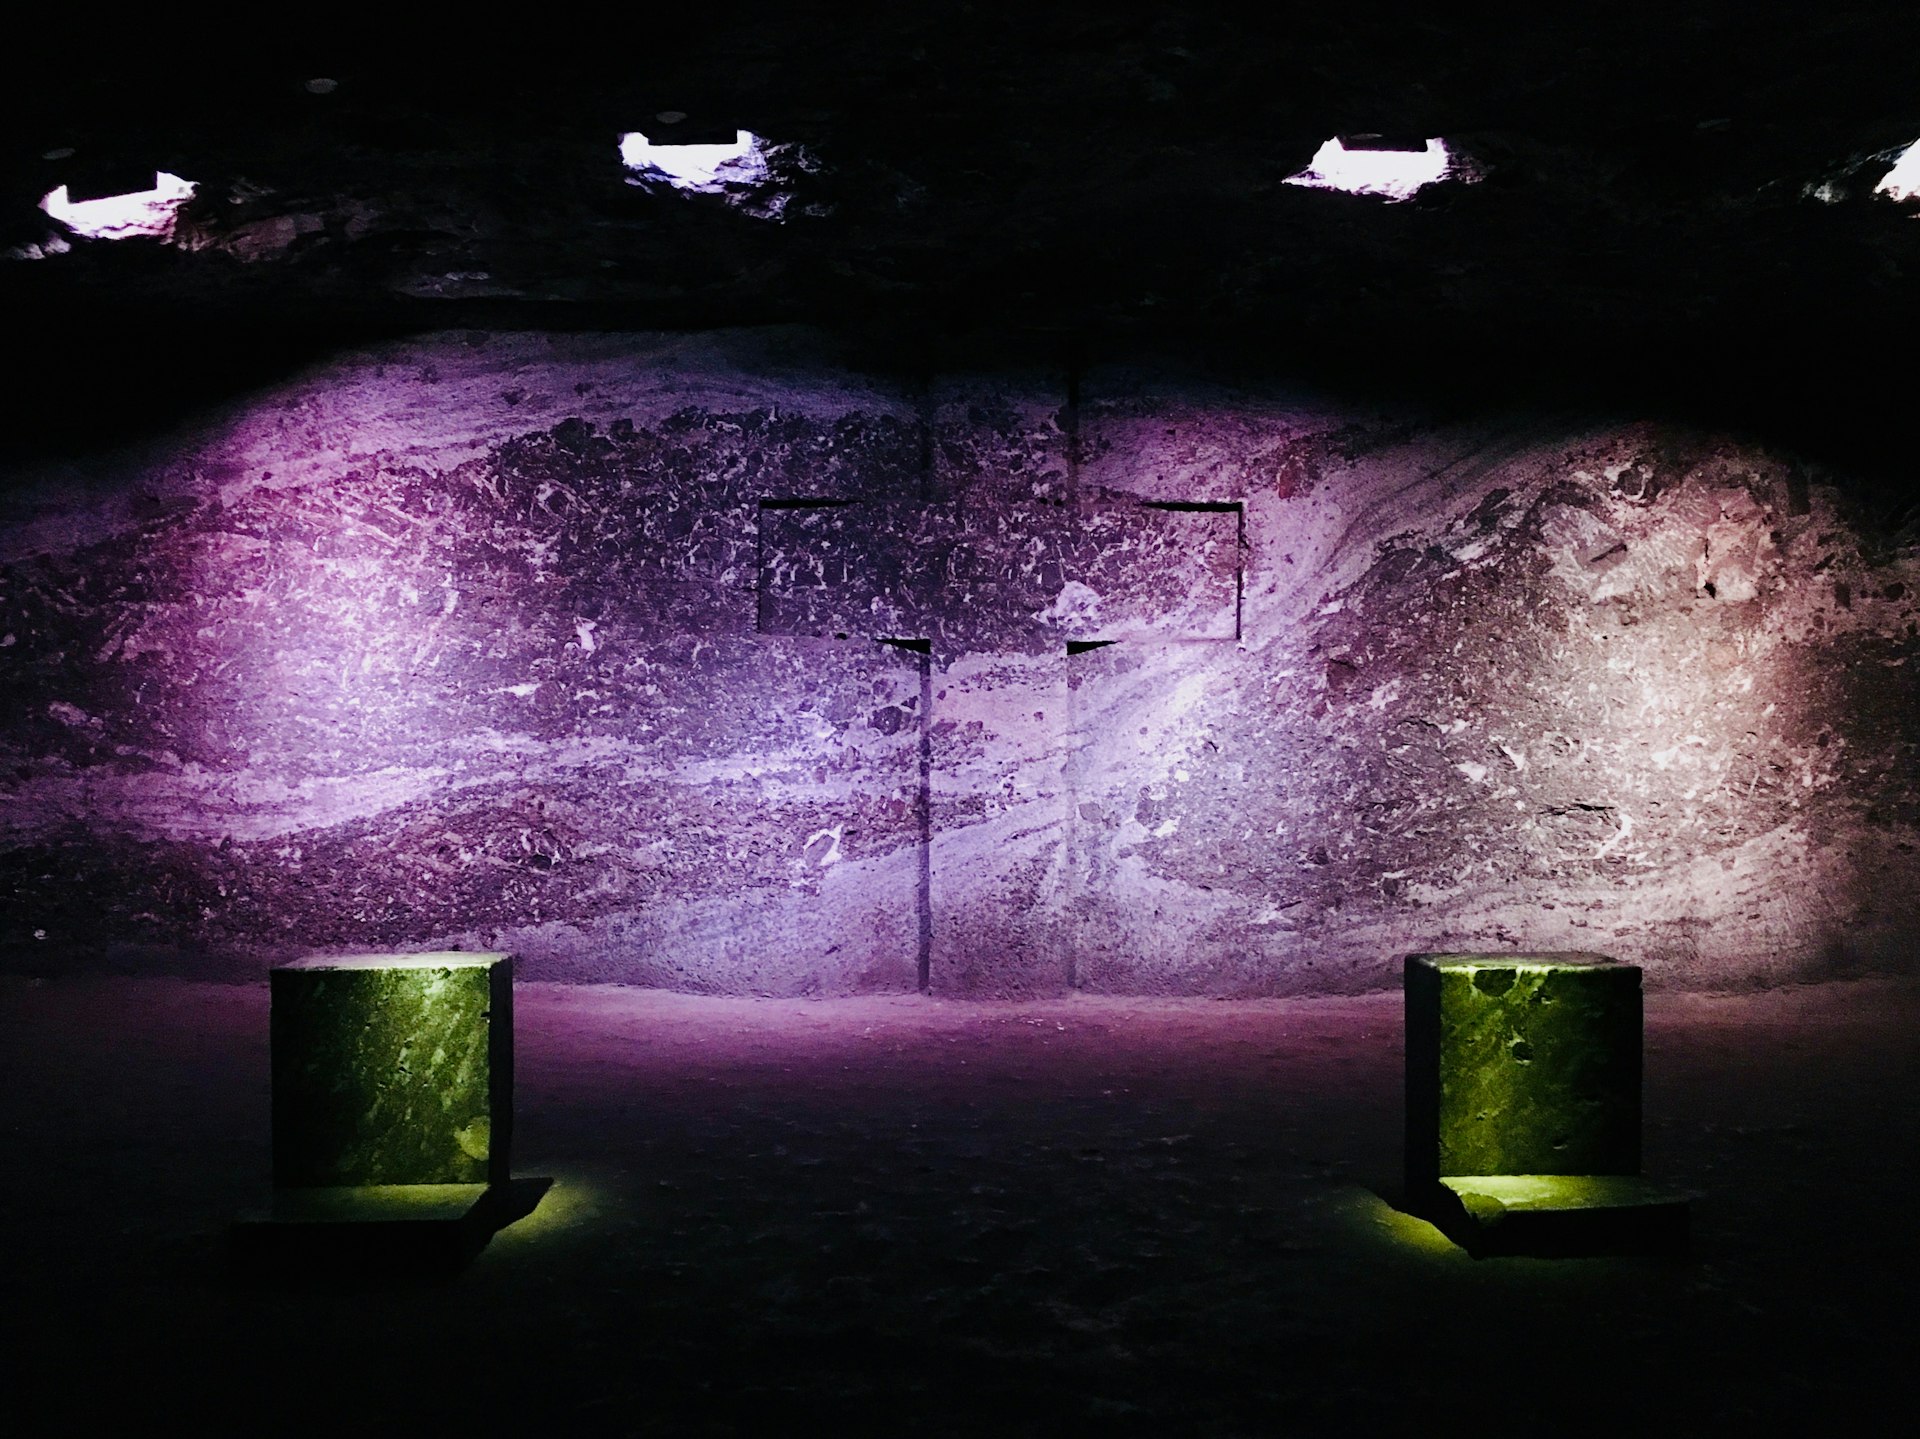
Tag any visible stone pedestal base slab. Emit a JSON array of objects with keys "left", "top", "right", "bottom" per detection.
[
  {"left": 231, "top": 1179, "right": 549, "bottom": 1272},
  {"left": 1433, "top": 1174, "right": 1693, "bottom": 1257}
]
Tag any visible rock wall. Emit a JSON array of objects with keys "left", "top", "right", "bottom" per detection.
[{"left": 2, "top": 330, "right": 1915, "bottom": 992}]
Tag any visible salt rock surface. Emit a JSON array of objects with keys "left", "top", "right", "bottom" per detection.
[{"left": 0, "top": 330, "right": 1915, "bottom": 993}]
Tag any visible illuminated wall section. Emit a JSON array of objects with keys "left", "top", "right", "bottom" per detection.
[{"left": 0, "top": 331, "right": 1915, "bottom": 994}]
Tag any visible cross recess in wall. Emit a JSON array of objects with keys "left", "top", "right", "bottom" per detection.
[{"left": 753, "top": 488, "right": 1244, "bottom": 991}]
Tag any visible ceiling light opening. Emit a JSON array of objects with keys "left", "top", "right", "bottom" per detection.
[
  {"left": 1873, "top": 140, "right": 1920, "bottom": 202},
  {"left": 39, "top": 171, "right": 197, "bottom": 240},
  {"left": 618, "top": 129, "right": 770, "bottom": 192},
  {"left": 1285, "top": 136, "right": 1453, "bottom": 202}
]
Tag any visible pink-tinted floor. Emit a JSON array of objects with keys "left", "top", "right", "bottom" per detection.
[{"left": 3, "top": 974, "right": 1916, "bottom": 1434}]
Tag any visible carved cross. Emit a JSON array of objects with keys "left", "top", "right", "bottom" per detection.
[{"left": 754, "top": 494, "right": 1243, "bottom": 990}]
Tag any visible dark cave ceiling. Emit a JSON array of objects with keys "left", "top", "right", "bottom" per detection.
[{"left": 3, "top": 3, "right": 1919, "bottom": 491}]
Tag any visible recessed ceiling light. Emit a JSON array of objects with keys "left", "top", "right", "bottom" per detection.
[
  {"left": 1873, "top": 140, "right": 1920, "bottom": 201},
  {"left": 39, "top": 171, "right": 198, "bottom": 240},
  {"left": 1284, "top": 136, "right": 1454, "bottom": 202},
  {"left": 618, "top": 129, "right": 769, "bottom": 191}
]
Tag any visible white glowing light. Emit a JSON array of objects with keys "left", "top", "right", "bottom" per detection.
[
  {"left": 1873, "top": 140, "right": 1920, "bottom": 201},
  {"left": 1284, "top": 137, "right": 1451, "bottom": 201},
  {"left": 618, "top": 130, "right": 769, "bottom": 191},
  {"left": 39, "top": 171, "right": 197, "bottom": 240}
]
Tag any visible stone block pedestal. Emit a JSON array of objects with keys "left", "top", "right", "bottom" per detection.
[
  {"left": 271, "top": 952, "right": 513, "bottom": 1187},
  {"left": 235, "top": 952, "right": 530, "bottom": 1269},
  {"left": 1405, "top": 952, "right": 1640, "bottom": 1195},
  {"left": 1404, "top": 952, "right": 1687, "bottom": 1255}
]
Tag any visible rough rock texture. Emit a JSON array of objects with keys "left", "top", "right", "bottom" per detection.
[
  {"left": 2, "top": 329, "right": 1917, "bottom": 993},
  {"left": 1405, "top": 953, "right": 1641, "bottom": 1188},
  {"left": 271, "top": 952, "right": 510, "bottom": 1185}
]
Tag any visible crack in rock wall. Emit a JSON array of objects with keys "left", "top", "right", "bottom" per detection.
[{"left": 1, "top": 331, "right": 1914, "bottom": 992}]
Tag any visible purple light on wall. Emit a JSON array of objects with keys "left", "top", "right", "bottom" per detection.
[
  {"left": 1284, "top": 138, "right": 1450, "bottom": 202},
  {"left": 40, "top": 171, "right": 197, "bottom": 240}
]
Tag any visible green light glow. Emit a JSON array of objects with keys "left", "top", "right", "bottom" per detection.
[
  {"left": 478, "top": 1173, "right": 604, "bottom": 1244},
  {"left": 262, "top": 1184, "right": 493, "bottom": 1223},
  {"left": 1440, "top": 1174, "right": 1679, "bottom": 1214},
  {"left": 1334, "top": 1190, "right": 1463, "bottom": 1258}
]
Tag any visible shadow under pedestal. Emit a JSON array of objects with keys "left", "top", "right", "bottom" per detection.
[{"left": 230, "top": 1177, "right": 551, "bottom": 1277}]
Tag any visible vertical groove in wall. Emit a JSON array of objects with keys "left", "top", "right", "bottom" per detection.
[
  {"left": 1064, "top": 648, "right": 1081, "bottom": 991},
  {"left": 1234, "top": 502, "right": 1245, "bottom": 642},
  {"left": 916, "top": 368, "right": 935, "bottom": 991},
  {"left": 916, "top": 648, "right": 933, "bottom": 993},
  {"left": 1064, "top": 346, "right": 1084, "bottom": 989}
]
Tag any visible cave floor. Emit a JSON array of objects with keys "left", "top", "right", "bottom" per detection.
[{"left": 3, "top": 973, "right": 1915, "bottom": 1435}]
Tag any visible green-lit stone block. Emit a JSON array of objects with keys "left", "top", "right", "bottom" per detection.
[
  {"left": 272, "top": 952, "right": 513, "bottom": 1187},
  {"left": 1404, "top": 952, "right": 1640, "bottom": 1197}
]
